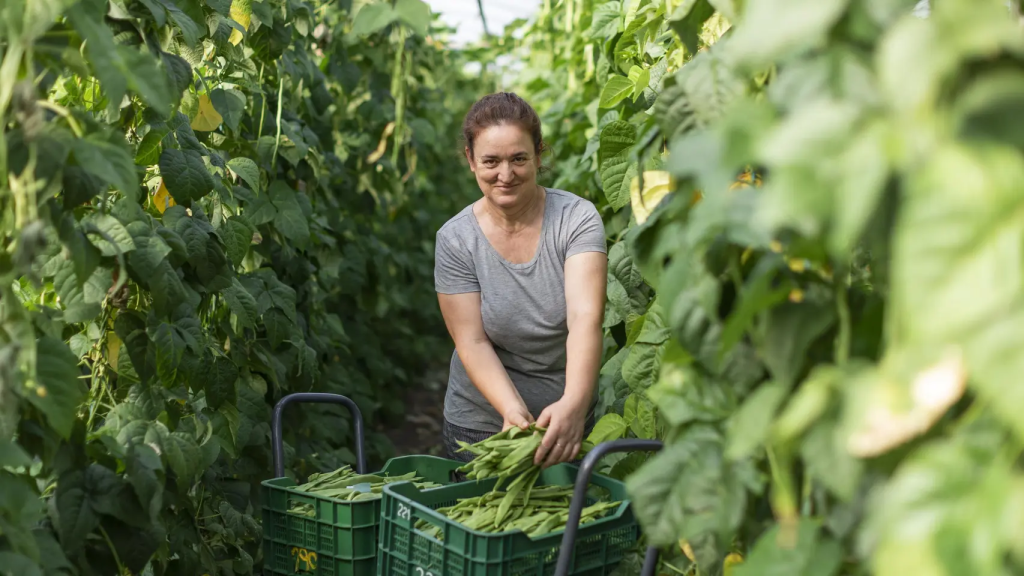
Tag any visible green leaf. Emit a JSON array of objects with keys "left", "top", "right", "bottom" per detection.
[
  {"left": 894, "top": 145, "right": 1024, "bottom": 441},
  {"left": 801, "top": 419, "right": 861, "bottom": 500},
  {"left": 210, "top": 88, "right": 246, "bottom": 132},
  {"left": 655, "top": 50, "right": 746, "bottom": 142},
  {"left": 725, "top": 0, "right": 850, "bottom": 69},
  {"left": 161, "top": 51, "right": 193, "bottom": 105},
  {"left": 587, "top": 413, "right": 629, "bottom": 445},
  {"left": 599, "top": 121, "right": 638, "bottom": 210},
  {"left": 732, "top": 520, "right": 842, "bottom": 576},
  {"left": 205, "top": 356, "right": 239, "bottom": 410},
  {"left": 66, "top": 0, "right": 127, "bottom": 111},
  {"left": 725, "top": 381, "right": 789, "bottom": 460},
  {"left": 351, "top": 2, "right": 397, "bottom": 36},
  {"left": 618, "top": 338, "right": 667, "bottom": 391},
  {"left": 135, "top": 126, "right": 170, "bottom": 166},
  {"left": 221, "top": 215, "right": 255, "bottom": 266},
  {"left": 626, "top": 65, "right": 651, "bottom": 101},
  {"left": 626, "top": 426, "right": 749, "bottom": 546},
  {"left": 128, "top": 235, "right": 172, "bottom": 280},
  {"left": 69, "top": 134, "right": 139, "bottom": 198},
  {"left": 164, "top": 432, "right": 201, "bottom": 481},
  {"left": 160, "top": 148, "right": 215, "bottom": 203},
  {"left": 0, "top": 552, "right": 43, "bottom": 576},
  {"left": 393, "top": 0, "right": 430, "bottom": 36},
  {"left": 222, "top": 277, "right": 259, "bottom": 330},
  {"left": 667, "top": 0, "right": 715, "bottom": 56},
  {"left": 119, "top": 46, "right": 173, "bottom": 114},
  {"left": 586, "top": 0, "right": 622, "bottom": 39},
  {"left": 0, "top": 439, "right": 32, "bottom": 468},
  {"left": 55, "top": 469, "right": 98, "bottom": 553},
  {"left": 31, "top": 337, "right": 86, "bottom": 439},
  {"left": 82, "top": 213, "right": 136, "bottom": 257},
  {"left": 226, "top": 157, "right": 260, "bottom": 193},
  {"left": 150, "top": 323, "right": 185, "bottom": 386},
  {"left": 268, "top": 181, "right": 310, "bottom": 247},
  {"left": 599, "top": 75, "right": 635, "bottom": 108},
  {"left": 161, "top": 0, "right": 202, "bottom": 47},
  {"left": 763, "top": 301, "right": 837, "bottom": 387}
]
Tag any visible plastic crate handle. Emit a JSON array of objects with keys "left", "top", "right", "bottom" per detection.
[
  {"left": 271, "top": 392, "right": 367, "bottom": 477},
  {"left": 554, "top": 439, "right": 664, "bottom": 576}
]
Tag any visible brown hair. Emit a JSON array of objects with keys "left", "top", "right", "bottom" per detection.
[{"left": 462, "top": 92, "right": 544, "bottom": 159}]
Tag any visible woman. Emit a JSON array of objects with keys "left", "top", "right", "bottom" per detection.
[{"left": 435, "top": 92, "right": 608, "bottom": 469}]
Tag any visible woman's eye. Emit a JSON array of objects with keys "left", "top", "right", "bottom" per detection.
[
  {"left": 483, "top": 160, "right": 498, "bottom": 168},
  {"left": 513, "top": 157, "right": 527, "bottom": 165}
]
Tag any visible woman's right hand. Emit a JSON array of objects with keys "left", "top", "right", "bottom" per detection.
[{"left": 502, "top": 405, "right": 535, "bottom": 432}]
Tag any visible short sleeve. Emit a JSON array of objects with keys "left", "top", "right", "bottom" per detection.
[
  {"left": 565, "top": 200, "right": 607, "bottom": 259},
  {"left": 434, "top": 232, "right": 480, "bottom": 294}
]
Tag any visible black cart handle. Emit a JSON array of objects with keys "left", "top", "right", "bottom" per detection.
[
  {"left": 271, "top": 392, "right": 367, "bottom": 477},
  {"left": 554, "top": 438, "right": 664, "bottom": 576}
]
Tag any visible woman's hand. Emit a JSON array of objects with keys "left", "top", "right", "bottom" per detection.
[
  {"left": 533, "top": 396, "right": 588, "bottom": 468},
  {"left": 502, "top": 405, "right": 535, "bottom": 432}
]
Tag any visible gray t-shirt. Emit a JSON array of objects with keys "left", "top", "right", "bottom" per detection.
[{"left": 434, "top": 188, "right": 607, "bottom": 432}]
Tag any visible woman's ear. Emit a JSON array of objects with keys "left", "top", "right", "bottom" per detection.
[{"left": 465, "top": 146, "right": 475, "bottom": 171}]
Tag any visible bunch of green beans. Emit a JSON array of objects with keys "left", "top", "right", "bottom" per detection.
[
  {"left": 414, "top": 485, "right": 620, "bottom": 540},
  {"left": 288, "top": 465, "right": 442, "bottom": 516},
  {"left": 455, "top": 425, "right": 596, "bottom": 491}
]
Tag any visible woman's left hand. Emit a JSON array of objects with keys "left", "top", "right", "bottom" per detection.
[{"left": 533, "top": 396, "right": 588, "bottom": 468}]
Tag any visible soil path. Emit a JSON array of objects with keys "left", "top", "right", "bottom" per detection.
[{"left": 382, "top": 364, "right": 449, "bottom": 457}]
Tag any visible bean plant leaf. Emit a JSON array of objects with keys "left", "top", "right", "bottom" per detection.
[
  {"left": 223, "top": 277, "right": 259, "bottom": 330},
  {"left": 600, "top": 75, "right": 635, "bottom": 108},
  {"left": 82, "top": 213, "right": 136, "bottom": 257},
  {"left": 135, "top": 126, "right": 170, "bottom": 166},
  {"left": 55, "top": 469, "right": 98, "bottom": 552},
  {"left": 268, "top": 181, "right": 310, "bottom": 247},
  {"left": 69, "top": 134, "right": 139, "bottom": 198},
  {"left": 210, "top": 88, "right": 246, "bottom": 132},
  {"left": 159, "top": 148, "right": 215, "bottom": 203},
  {"left": 31, "top": 337, "right": 86, "bottom": 439},
  {"left": 393, "top": 0, "right": 430, "bottom": 37},
  {"left": 587, "top": 413, "right": 629, "bottom": 445},
  {"left": 351, "top": 2, "right": 396, "bottom": 36},
  {"left": 221, "top": 215, "right": 255, "bottom": 266},
  {"left": 226, "top": 157, "right": 260, "bottom": 193},
  {"left": 599, "top": 121, "right": 638, "bottom": 210},
  {"left": 725, "top": 0, "right": 849, "bottom": 69}
]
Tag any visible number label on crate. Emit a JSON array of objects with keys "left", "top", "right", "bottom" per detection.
[
  {"left": 290, "top": 546, "right": 318, "bottom": 572},
  {"left": 414, "top": 567, "right": 435, "bottom": 576},
  {"left": 398, "top": 503, "right": 412, "bottom": 520}
]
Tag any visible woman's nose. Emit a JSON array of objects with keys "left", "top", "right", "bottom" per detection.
[{"left": 496, "top": 162, "right": 514, "bottom": 181}]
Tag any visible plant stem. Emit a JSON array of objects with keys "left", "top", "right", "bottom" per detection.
[
  {"left": 834, "top": 264, "right": 851, "bottom": 366},
  {"left": 98, "top": 524, "right": 127, "bottom": 575}
]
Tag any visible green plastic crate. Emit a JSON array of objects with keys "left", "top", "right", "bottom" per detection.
[
  {"left": 262, "top": 455, "right": 463, "bottom": 576},
  {"left": 377, "top": 464, "right": 639, "bottom": 576}
]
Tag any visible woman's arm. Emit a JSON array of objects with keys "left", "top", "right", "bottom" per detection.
[
  {"left": 437, "top": 292, "right": 535, "bottom": 430},
  {"left": 534, "top": 250, "right": 608, "bottom": 466}
]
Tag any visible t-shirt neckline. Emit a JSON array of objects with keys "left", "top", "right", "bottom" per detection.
[{"left": 469, "top": 187, "right": 550, "bottom": 270}]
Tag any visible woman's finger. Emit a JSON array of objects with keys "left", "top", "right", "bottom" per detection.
[
  {"left": 536, "top": 408, "right": 552, "bottom": 428},
  {"left": 535, "top": 430, "right": 557, "bottom": 465},
  {"left": 545, "top": 435, "right": 569, "bottom": 467}
]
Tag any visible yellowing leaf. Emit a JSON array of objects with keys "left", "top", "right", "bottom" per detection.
[
  {"left": 228, "top": 0, "right": 252, "bottom": 46},
  {"left": 107, "top": 331, "right": 121, "bottom": 370},
  {"left": 678, "top": 539, "right": 695, "bottom": 562},
  {"left": 154, "top": 179, "right": 176, "bottom": 214},
  {"left": 723, "top": 552, "right": 744, "bottom": 576},
  {"left": 630, "top": 170, "right": 673, "bottom": 224},
  {"left": 190, "top": 94, "right": 223, "bottom": 132}
]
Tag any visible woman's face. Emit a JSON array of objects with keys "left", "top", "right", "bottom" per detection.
[{"left": 466, "top": 124, "right": 541, "bottom": 210}]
